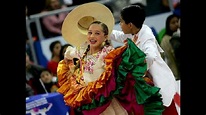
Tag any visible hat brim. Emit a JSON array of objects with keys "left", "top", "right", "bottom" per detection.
[{"left": 61, "top": 2, "right": 115, "bottom": 47}]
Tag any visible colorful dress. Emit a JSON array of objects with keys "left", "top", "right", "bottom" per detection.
[{"left": 57, "top": 39, "right": 164, "bottom": 115}]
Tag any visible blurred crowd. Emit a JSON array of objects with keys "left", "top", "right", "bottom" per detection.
[
  {"left": 26, "top": 0, "right": 97, "bottom": 41},
  {"left": 26, "top": 40, "right": 73, "bottom": 97}
]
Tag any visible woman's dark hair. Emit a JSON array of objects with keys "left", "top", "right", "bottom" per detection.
[
  {"left": 49, "top": 40, "right": 61, "bottom": 58},
  {"left": 74, "top": 45, "right": 90, "bottom": 72},
  {"left": 120, "top": 5, "right": 146, "bottom": 29},
  {"left": 165, "top": 14, "right": 180, "bottom": 36},
  {"left": 39, "top": 68, "right": 52, "bottom": 77},
  {"left": 59, "top": 43, "right": 73, "bottom": 60}
]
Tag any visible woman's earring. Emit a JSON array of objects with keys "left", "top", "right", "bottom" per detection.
[{"left": 102, "top": 41, "right": 106, "bottom": 47}]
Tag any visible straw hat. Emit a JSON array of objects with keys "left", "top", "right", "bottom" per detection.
[{"left": 61, "top": 2, "right": 115, "bottom": 47}]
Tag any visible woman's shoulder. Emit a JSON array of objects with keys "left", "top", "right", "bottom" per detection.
[
  {"left": 47, "top": 60, "right": 59, "bottom": 66},
  {"left": 162, "top": 34, "right": 172, "bottom": 41}
]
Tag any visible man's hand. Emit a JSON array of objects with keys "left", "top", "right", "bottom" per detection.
[
  {"left": 123, "top": 34, "right": 139, "bottom": 46},
  {"left": 132, "top": 34, "right": 138, "bottom": 43}
]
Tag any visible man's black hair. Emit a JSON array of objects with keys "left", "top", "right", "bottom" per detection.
[{"left": 120, "top": 5, "right": 146, "bottom": 29}]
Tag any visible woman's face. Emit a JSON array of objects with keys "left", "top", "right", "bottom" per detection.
[
  {"left": 50, "top": 0, "right": 61, "bottom": 10},
  {"left": 87, "top": 24, "right": 107, "bottom": 49},
  {"left": 169, "top": 17, "right": 179, "bottom": 32},
  {"left": 53, "top": 43, "right": 61, "bottom": 56}
]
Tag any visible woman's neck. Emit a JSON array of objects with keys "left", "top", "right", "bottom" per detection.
[
  {"left": 89, "top": 47, "right": 102, "bottom": 55},
  {"left": 51, "top": 56, "right": 60, "bottom": 62}
]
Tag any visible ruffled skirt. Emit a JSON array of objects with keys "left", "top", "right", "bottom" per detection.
[{"left": 57, "top": 39, "right": 164, "bottom": 115}]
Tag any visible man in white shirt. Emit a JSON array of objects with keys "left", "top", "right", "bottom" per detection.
[{"left": 110, "top": 5, "right": 179, "bottom": 115}]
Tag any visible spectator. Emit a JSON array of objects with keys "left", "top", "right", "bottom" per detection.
[
  {"left": 47, "top": 40, "right": 62, "bottom": 76},
  {"left": 26, "top": 83, "right": 35, "bottom": 97},
  {"left": 26, "top": 39, "right": 33, "bottom": 62},
  {"left": 35, "top": 69, "right": 59, "bottom": 94},
  {"left": 173, "top": 2, "right": 180, "bottom": 17},
  {"left": 160, "top": 14, "right": 180, "bottom": 80},
  {"left": 41, "top": 0, "right": 68, "bottom": 38},
  {"left": 26, "top": 0, "right": 46, "bottom": 40},
  {"left": 170, "top": 18, "right": 181, "bottom": 79},
  {"left": 157, "top": 2, "right": 180, "bottom": 44},
  {"left": 26, "top": 52, "right": 45, "bottom": 95},
  {"left": 161, "top": 0, "right": 171, "bottom": 12},
  {"left": 59, "top": 43, "right": 73, "bottom": 60},
  {"left": 60, "top": 43, "right": 79, "bottom": 65}
]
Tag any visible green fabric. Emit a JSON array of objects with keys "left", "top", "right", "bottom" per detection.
[
  {"left": 157, "top": 28, "right": 166, "bottom": 44},
  {"left": 118, "top": 39, "right": 164, "bottom": 114},
  {"left": 78, "top": 39, "right": 164, "bottom": 114}
]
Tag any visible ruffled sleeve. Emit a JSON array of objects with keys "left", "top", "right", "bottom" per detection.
[{"left": 56, "top": 59, "right": 75, "bottom": 95}]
